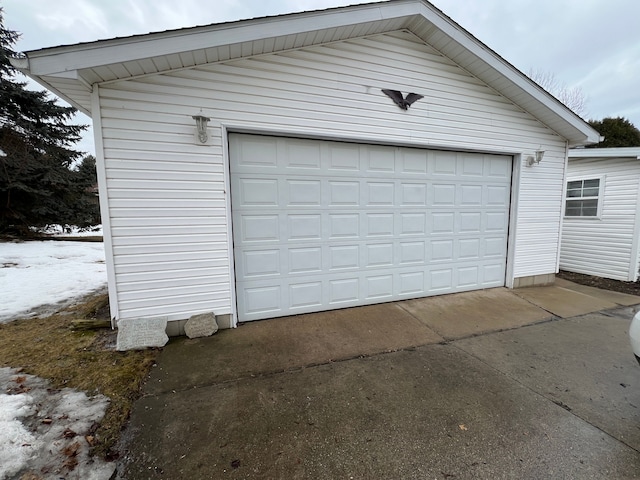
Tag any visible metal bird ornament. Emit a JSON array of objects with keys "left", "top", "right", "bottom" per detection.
[{"left": 382, "top": 89, "right": 423, "bottom": 110}]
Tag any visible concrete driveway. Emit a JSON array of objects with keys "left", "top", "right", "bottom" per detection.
[{"left": 116, "top": 280, "right": 640, "bottom": 479}]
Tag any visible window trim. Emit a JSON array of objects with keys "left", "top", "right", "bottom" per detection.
[{"left": 564, "top": 175, "right": 604, "bottom": 219}]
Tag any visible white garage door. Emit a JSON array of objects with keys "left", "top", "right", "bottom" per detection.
[{"left": 229, "top": 134, "right": 512, "bottom": 322}]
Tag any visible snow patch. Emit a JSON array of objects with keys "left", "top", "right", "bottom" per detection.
[
  {"left": 0, "top": 240, "right": 107, "bottom": 322},
  {"left": 0, "top": 368, "right": 115, "bottom": 480},
  {"left": 0, "top": 393, "right": 38, "bottom": 479}
]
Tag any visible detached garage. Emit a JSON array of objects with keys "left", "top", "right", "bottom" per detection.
[{"left": 14, "top": 0, "right": 599, "bottom": 333}]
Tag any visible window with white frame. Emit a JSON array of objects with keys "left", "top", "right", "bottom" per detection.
[{"left": 565, "top": 178, "right": 601, "bottom": 217}]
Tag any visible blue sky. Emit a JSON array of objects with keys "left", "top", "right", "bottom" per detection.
[{"left": 3, "top": 0, "right": 639, "bottom": 154}]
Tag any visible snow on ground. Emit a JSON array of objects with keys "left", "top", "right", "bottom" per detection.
[
  {"left": 0, "top": 240, "right": 107, "bottom": 322},
  {"left": 0, "top": 237, "right": 114, "bottom": 479},
  {"left": 0, "top": 367, "right": 115, "bottom": 480}
]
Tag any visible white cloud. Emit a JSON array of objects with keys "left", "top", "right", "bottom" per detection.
[{"left": 33, "top": 0, "right": 110, "bottom": 37}]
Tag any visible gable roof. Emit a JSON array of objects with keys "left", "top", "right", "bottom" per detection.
[
  {"left": 569, "top": 147, "right": 640, "bottom": 159},
  {"left": 12, "top": 0, "right": 600, "bottom": 146}
]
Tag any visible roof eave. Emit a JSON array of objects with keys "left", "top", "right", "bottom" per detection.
[
  {"left": 569, "top": 147, "right": 640, "bottom": 159},
  {"left": 15, "top": 0, "right": 598, "bottom": 144},
  {"left": 22, "top": 1, "right": 411, "bottom": 76},
  {"left": 402, "top": 11, "right": 600, "bottom": 146},
  {"left": 10, "top": 57, "right": 91, "bottom": 116}
]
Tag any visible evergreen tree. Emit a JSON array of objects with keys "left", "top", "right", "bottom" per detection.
[
  {"left": 587, "top": 117, "right": 640, "bottom": 148},
  {"left": 0, "top": 8, "right": 91, "bottom": 235},
  {"left": 71, "top": 155, "right": 101, "bottom": 227}
]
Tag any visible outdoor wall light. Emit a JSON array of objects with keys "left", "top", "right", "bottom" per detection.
[
  {"left": 192, "top": 113, "right": 210, "bottom": 144},
  {"left": 526, "top": 150, "right": 545, "bottom": 167}
]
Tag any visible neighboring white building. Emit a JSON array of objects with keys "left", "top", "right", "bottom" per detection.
[
  {"left": 14, "top": 0, "right": 599, "bottom": 334},
  {"left": 561, "top": 148, "right": 640, "bottom": 282}
]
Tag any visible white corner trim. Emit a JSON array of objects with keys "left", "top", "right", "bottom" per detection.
[
  {"left": 629, "top": 179, "right": 640, "bottom": 282},
  {"left": 221, "top": 124, "right": 238, "bottom": 328},
  {"left": 91, "top": 85, "right": 119, "bottom": 326},
  {"left": 505, "top": 153, "right": 522, "bottom": 288}
]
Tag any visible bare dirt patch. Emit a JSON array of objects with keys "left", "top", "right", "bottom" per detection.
[{"left": 557, "top": 270, "right": 640, "bottom": 296}]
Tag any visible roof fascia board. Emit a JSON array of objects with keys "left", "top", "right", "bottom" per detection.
[
  {"left": 25, "top": 2, "right": 421, "bottom": 76},
  {"left": 569, "top": 147, "right": 640, "bottom": 159},
  {"left": 411, "top": 4, "right": 600, "bottom": 144},
  {"left": 20, "top": 0, "right": 598, "bottom": 144}
]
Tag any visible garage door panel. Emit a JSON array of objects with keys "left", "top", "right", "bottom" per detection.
[
  {"left": 487, "top": 185, "right": 510, "bottom": 204},
  {"left": 235, "top": 237, "right": 506, "bottom": 278},
  {"left": 235, "top": 262, "right": 507, "bottom": 321},
  {"left": 460, "top": 184, "right": 483, "bottom": 205},
  {"left": 401, "top": 183, "right": 428, "bottom": 206},
  {"left": 489, "top": 157, "right": 512, "bottom": 177},
  {"left": 285, "top": 140, "right": 322, "bottom": 169},
  {"left": 237, "top": 214, "right": 279, "bottom": 242},
  {"left": 366, "top": 182, "right": 395, "bottom": 205},
  {"left": 366, "top": 148, "right": 396, "bottom": 173},
  {"left": 242, "top": 285, "right": 282, "bottom": 315},
  {"left": 433, "top": 151, "right": 458, "bottom": 175},
  {"left": 242, "top": 249, "right": 281, "bottom": 277},
  {"left": 485, "top": 237, "right": 507, "bottom": 257},
  {"left": 430, "top": 184, "right": 456, "bottom": 205},
  {"left": 366, "top": 242, "right": 394, "bottom": 267},
  {"left": 366, "top": 213, "right": 394, "bottom": 237},
  {"left": 289, "top": 214, "right": 322, "bottom": 240},
  {"left": 287, "top": 179, "right": 321, "bottom": 206},
  {"left": 328, "top": 213, "right": 359, "bottom": 238},
  {"left": 230, "top": 134, "right": 512, "bottom": 322},
  {"left": 485, "top": 211, "right": 509, "bottom": 231},
  {"left": 327, "top": 143, "right": 361, "bottom": 171},
  {"left": 328, "top": 244, "right": 359, "bottom": 270},
  {"left": 462, "top": 156, "right": 485, "bottom": 176},
  {"left": 289, "top": 247, "right": 322, "bottom": 274},
  {"left": 233, "top": 135, "right": 279, "bottom": 168},
  {"left": 236, "top": 178, "right": 279, "bottom": 206},
  {"left": 400, "top": 213, "right": 426, "bottom": 235}
]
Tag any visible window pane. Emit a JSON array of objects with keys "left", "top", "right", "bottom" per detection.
[
  {"left": 566, "top": 188, "right": 582, "bottom": 198},
  {"left": 567, "top": 180, "right": 582, "bottom": 190},
  {"left": 565, "top": 204, "right": 581, "bottom": 216},
  {"left": 582, "top": 187, "right": 599, "bottom": 197},
  {"left": 583, "top": 179, "right": 600, "bottom": 189},
  {"left": 565, "top": 199, "right": 598, "bottom": 217}
]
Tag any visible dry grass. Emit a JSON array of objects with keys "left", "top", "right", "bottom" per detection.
[{"left": 0, "top": 293, "right": 159, "bottom": 459}]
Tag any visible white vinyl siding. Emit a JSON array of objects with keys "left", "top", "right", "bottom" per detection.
[
  {"left": 95, "top": 30, "right": 567, "bottom": 323},
  {"left": 560, "top": 157, "right": 640, "bottom": 281}
]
